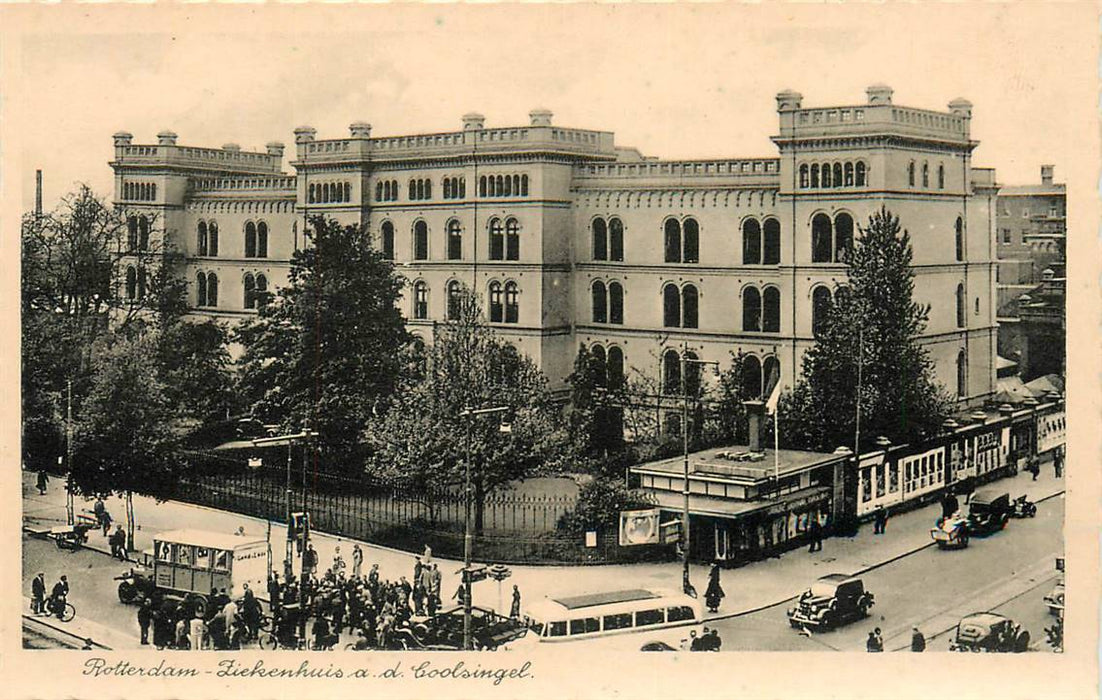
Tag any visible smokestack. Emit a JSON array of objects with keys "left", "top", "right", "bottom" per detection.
[
  {"left": 1041, "top": 164, "right": 1054, "bottom": 186},
  {"left": 35, "top": 169, "right": 42, "bottom": 217}
]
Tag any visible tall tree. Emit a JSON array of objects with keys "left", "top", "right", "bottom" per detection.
[
  {"left": 235, "top": 215, "right": 410, "bottom": 469},
  {"left": 365, "top": 287, "right": 569, "bottom": 533},
  {"left": 566, "top": 344, "right": 624, "bottom": 467},
  {"left": 779, "top": 207, "right": 950, "bottom": 452}
]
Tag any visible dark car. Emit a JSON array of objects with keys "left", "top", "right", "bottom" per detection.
[
  {"left": 949, "top": 612, "right": 1030, "bottom": 652},
  {"left": 967, "top": 489, "right": 1011, "bottom": 536},
  {"left": 410, "top": 606, "right": 528, "bottom": 650},
  {"left": 787, "top": 574, "right": 874, "bottom": 631}
]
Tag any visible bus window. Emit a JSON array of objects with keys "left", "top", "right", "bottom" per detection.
[
  {"left": 213, "top": 550, "right": 230, "bottom": 572},
  {"left": 156, "top": 542, "right": 171, "bottom": 561},
  {"left": 548, "top": 621, "right": 567, "bottom": 638},
  {"left": 569, "top": 618, "right": 600, "bottom": 635},
  {"left": 195, "top": 547, "right": 211, "bottom": 569},
  {"left": 667, "top": 605, "right": 695, "bottom": 622},
  {"left": 635, "top": 609, "right": 665, "bottom": 626},
  {"left": 603, "top": 613, "right": 633, "bottom": 631},
  {"left": 174, "top": 545, "right": 192, "bottom": 566},
  {"left": 529, "top": 621, "right": 544, "bottom": 637}
]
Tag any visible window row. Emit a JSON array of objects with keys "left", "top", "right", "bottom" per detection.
[
  {"left": 396, "top": 218, "right": 522, "bottom": 262},
  {"left": 308, "top": 182, "right": 351, "bottom": 204},
  {"left": 908, "top": 161, "right": 946, "bottom": 189},
  {"left": 591, "top": 217, "right": 624, "bottom": 262},
  {"left": 124, "top": 266, "right": 147, "bottom": 300},
  {"left": 660, "top": 283, "right": 784, "bottom": 332},
  {"left": 661, "top": 350, "right": 779, "bottom": 400},
  {"left": 664, "top": 218, "right": 700, "bottom": 263},
  {"left": 123, "top": 182, "right": 157, "bottom": 201},
  {"left": 587, "top": 344, "right": 625, "bottom": 391},
  {"left": 242, "top": 273, "right": 269, "bottom": 310},
  {"left": 479, "top": 174, "right": 529, "bottom": 198},
  {"left": 591, "top": 281, "right": 624, "bottom": 324},
  {"left": 411, "top": 280, "right": 522, "bottom": 324},
  {"left": 376, "top": 180, "right": 400, "bottom": 202},
  {"left": 196, "top": 272, "right": 219, "bottom": 307},
  {"left": 798, "top": 161, "right": 867, "bottom": 189},
  {"left": 195, "top": 220, "right": 268, "bottom": 258},
  {"left": 126, "top": 215, "right": 151, "bottom": 252},
  {"left": 408, "top": 178, "right": 433, "bottom": 201},
  {"left": 442, "top": 177, "right": 466, "bottom": 200}
]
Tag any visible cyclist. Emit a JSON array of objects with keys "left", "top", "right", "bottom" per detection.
[{"left": 49, "top": 575, "right": 70, "bottom": 619}]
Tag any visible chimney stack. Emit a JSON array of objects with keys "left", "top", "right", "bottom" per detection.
[
  {"left": 266, "top": 142, "right": 285, "bottom": 158},
  {"left": 743, "top": 400, "right": 765, "bottom": 452},
  {"left": 529, "top": 109, "right": 553, "bottom": 127},
  {"left": 775, "top": 89, "right": 803, "bottom": 112},
  {"left": 157, "top": 130, "right": 178, "bottom": 146},
  {"left": 1041, "top": 164, "right": 1054, "bottom": 185},
  {"left": 35, "top": 169, "right": 42, "bottom": 218},
  {"left": 349, "top": 122, "right": 372, "bottom": 139},
  {"left": 866, "top": 84, "right": 894, "bottom": 105},
  {"left": 294, "top": 126, "right": 317, "bottom": 145},
  {"left": 462, "top": 113, "right": 485, "bottom": 131}
]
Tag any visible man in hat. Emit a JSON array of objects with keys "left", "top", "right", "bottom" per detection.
[
  {"left": 911, "top": 626, "right": 926, "bottom": 652},
  {"left": 31, "top": 572, "right": 46, "bottom": 615}
]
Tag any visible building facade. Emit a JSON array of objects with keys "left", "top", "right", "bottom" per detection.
[{"left": 110, "top": 85, "right": 999, "bottom": 406}]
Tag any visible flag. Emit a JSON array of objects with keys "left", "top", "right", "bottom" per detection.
[{"left": 765, "top": 364, "right": 782, "bottom": 415}]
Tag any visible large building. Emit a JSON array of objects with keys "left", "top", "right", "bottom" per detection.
[{"left": 110, "top": 84, "right": 998, "bottom": 408}]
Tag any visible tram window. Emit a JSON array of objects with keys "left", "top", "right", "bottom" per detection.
[
  {"left": 569, "top": 618, "right": 600, "bottom": 635},
  {"left": 195, "top": 547, "right": 210, "bottom": 569},
  {"left": 548, "top": 621, "right": 567, "bottom": 637},
  {"left": 666, "top": 605, "right": 695, "bottom": 622},
  {"left": 636, "top": 609, "right": 665, "bottom": 626},
  {"left": 603, "top": 613, "right": 633, "bottom": 631},
  {"left": 213, "top": 550, "right": 230, "bottom": 572}
]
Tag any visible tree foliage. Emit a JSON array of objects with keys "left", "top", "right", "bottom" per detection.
[
  {"left": 557, "top": 476, "right": 655, "bottom": 538},
  {"left": 779, "top": 207, "right": 950, "bottom": 452},
  {"left": 235, "top": 215, "right": 410, "bottom": 468}
]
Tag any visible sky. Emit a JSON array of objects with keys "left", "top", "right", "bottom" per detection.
[{"left": 7, "top": 3, "right": 1096, "bottom": 212}]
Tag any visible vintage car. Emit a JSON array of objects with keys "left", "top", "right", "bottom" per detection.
[
  {"left": 966, "top": 489, "right": 1011, "bottom": 536},
  {"left": 787, "top": 574, "right": 874, "bottom": 631},
  {"left": 949, "top": 612, "right": 1031, "bottom": 653},
  {"left": 408, "top": 605, "right": 529, "bottom": 650},
  {"left": 1044, "top": 557, "right": 1065, "bottom": 616},
  {"left": 931, "top": 513, "right": 970, "bottom": 549}
]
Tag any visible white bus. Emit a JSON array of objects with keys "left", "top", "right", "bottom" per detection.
[{"left": 509, "top": 588, "right": 704, "bottom": 651}]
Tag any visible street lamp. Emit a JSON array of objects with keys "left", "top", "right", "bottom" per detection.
[
  {"left": 679, "top": 345, "right": 720, "bottom": 596},
  {"left": 458, "top": 405, "right": 510, "bottom": 650}
]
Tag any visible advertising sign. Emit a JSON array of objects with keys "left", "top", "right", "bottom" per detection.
[{"left": 618, "top": 509, "right": 660, "bottom": 546}]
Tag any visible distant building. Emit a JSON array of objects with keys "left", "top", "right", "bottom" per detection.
[
  {"left": 1016, "top": 270, "right": 1066, "bottom": 382},
  {"left": 110, "top": 84, "right": 999, "bottom": 415}
]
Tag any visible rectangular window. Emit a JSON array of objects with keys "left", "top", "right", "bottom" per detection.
[
  {"left": 888, "top": 463, "right": 899, "bottom": 493},
  {"left": 213, "top": 550, "right": 230, "bottom": 572},
  {"left": 861, "top": 467, "right": 872, "bottom": 502},
  {"left": 1001, "top": 228, "right": 1011, "bottom": 244},
  {"left": 875, "top": 467, "right": 886, "bottom": 498},
  {"left": 548, "top": 621, "right": 567, "bottom": 637},
  {"left": 569, "top": 618, "right": 599, "bottom": 635},
  {"left": 667, "top": 606, "right": 695, "bottom": 622},
  {"left": 635, "top": 609, "right": 665, "bottom": 627},
  {"left": 603, "top": 613, "right": 633, "bottom": 631}
]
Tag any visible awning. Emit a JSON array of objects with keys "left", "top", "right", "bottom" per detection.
[{"left": 646, "top": 490, "right": 769, "bottom": 520}]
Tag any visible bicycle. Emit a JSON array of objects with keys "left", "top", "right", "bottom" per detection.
[{"left": 47, "top": 597, "right": 76, "bottom": 623}]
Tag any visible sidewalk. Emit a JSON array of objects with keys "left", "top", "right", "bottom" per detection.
[{"left": 22, "top": 463, "right": 1064, "bottom": 622}]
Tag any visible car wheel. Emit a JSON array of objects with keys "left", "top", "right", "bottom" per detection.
[
  {"left": 1015, "top": 630, "right": 1030, "bottom": 653},
  {"left": 117, "top": 581, "right": 136, "bottom": 604},
  {"left": 186, "top": 594, "right": 208, "bottom": 619}
]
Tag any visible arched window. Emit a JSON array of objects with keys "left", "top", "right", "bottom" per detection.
[
  {"left": 408, "top": 180, "right": 416, "bottom": 200},
  {"left": 414, "top": 221, "right": 429, "bottom": 260},
  {"left": 664, "top": 219, "right": 681, "bottom": 263},
  {"left": 479, "top": 176, "right": 487, "bottom": 197},
  {"left": 125, "top": 266, "right": 137, "bottom": 300},
  {"left": 811, "top": 164, "right": 820, "bottom": 188},
  {"left": 243, "top": 273, "right": 256, "bottom": 310},
  {"left": 833, "top": 163, "right": 843, "bottom": 189},
  {"left": 443, "top": 179, "right": 452, "bottom": 200},
  {"left": 741, "top": 355, "right": 762, "bottom": 400},
  {"left": 938, "top": 164, "right": 945, "bottom": 189},
  {"left": 684, "top": 351, "right": 701, "bottom": 396},
  {"left": 742, "top": 286, "right": 762, "bottom": 332},
  {"left": 609, "top": 282, "right": 624, "bottom": 324},
  {"left": 844, "top": 162, "right": 854, "bottom": 187},
  {"left": 591, "top": 344, "right": 607, "bottom": 386},
  {"left": 521, "top": 174, "right": 529, "bottom": 196},
  {"left": 493, "top": 176, "right": 502, "bottom": 196},
  {"left": 799, "top": 164, "right": 809, "bottom": 188},
  {"left": 376, "top": 182, "right": 383, "bottom": 201},
  {"left": 127, "top": 216, "right": 138, "bottom": 251},
  {"left": 821, "top": 163, "right": 832, "bottom": 188},
  {"left": 447, "top": 281, "right": 461, "bottom": 321},
  {"left": 762, "top": 287, "right": 780, "bottom": 332},
  {"left": 489, "top": 281, "right": 504, "bottom": 323},
  {"left": 503, "top": 176, "right": 512, "bottom": 197},
  {"left": 591, "top": 281, "right": 607, "bottom": 323},
  {"left": 413, "top": 281, "right": 428, "bottom": 319},
  {"left": 662, "top": 284, "right": 681, "bottom": 327},
  {"left": 663, "top": 349, "right": 681, "bottom": 395},
  {"left": 908, "top": 162, "right": 916, "bottom": 187},
  {"left": 812, "top": 286, "right": 833, "bottom": 337},
  {"left": 812, "top": 214, "right": 832, "bottom": 263},
  {"left": 447, "top": 220, "right": 462, "bottom": 261},
  {"left": 609, "top": 218, "right": 624, "bottom": 262},
  {"left": 592, "top": 218, "right": 608, "bottom": 261},
  {"left": 137, "top": 268, "right": 146, "bottom": 299},
  {"left": 417, "top": 180, "right": 426, "bottom": 200},
  {"left": 742, "top": 218, "right": 762, "bottom": 265},
  {"left": 489, "top": 218, "right": 504, "bottom": 260},
  {"left": 138, "top": 216, "right": 150, "bottom": 251},
  {"left": 208, "top": 222, "right": 219, "bottom": 256},
  {"left": 607, "top": 346, "right": 624, "bottom": 390},
  {"left": 257, "top": 222, "right": 268, "bottom": 258},
  {"left": 206, "top": 272, "right": 218, "bottom": 307},
  {"left": 504, "top": 282, "right": 519, "bottom": 323},
  {"left": 196, "top": 272, "right": 207, "bottom": 306},
  {"left": 255, "top": 274, "right": 268, "bottom": 308},
  {"left": 245, "top": 222, "right": 257, "bottom": 258},
  {"left": 381, "top": 221, "right": 395, "bottom": 260},
  {"left": 956, "top": 283, "right": 965, "bottom": 328},
  {"left": 422, "top": 180, "right": 430, "bottom": 199},
  {"left": 683, "top": 218, "right": 699, "bottom": 263},
  {"left": 956, "top": 350, "right": 967, "bottom": 397},
  {"left": 855, "top": 162, "right": 867, "bottom": 187},
  {"left": 384, "top": 181, "right": 392, "bottom": 201},
  {"left": 151, "top": 184, "right": 157, "bottom": 200},
  {"left": 459, "top": 177, "right": 466, "bottom": 198},
  {"left": 762, "top": 356, "right": 780, "bottom": 395},
  {"left": 955, "top": 217, "right": 964, "bottom": 261},
  {"left": 763, "top": 218, "right": 781, "bottom": 265},
  {"left": 834, "top": 213, "right": 854, "bottom": 262},
  {"left": 197, "top": 222, "right": 208, "bottom": 257},
  {"left": 922, "top": 162, "right": 929, "bottom": 188},
  {"left": 682, "top": 284, "right": 699, "bottom": 329},
  {"left": 506, "top": 218, "right": 520, "bottom": 260}
]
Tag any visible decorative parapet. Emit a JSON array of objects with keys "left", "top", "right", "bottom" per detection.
[
  {"left": 574, "top": 158, "right": 781, "bottom": 184},
  {"left": 189, "top": 175, "right": 298, "bottom": 194},
  {"left": 112, "top": 137, "right": 283, "bottom": 174}
]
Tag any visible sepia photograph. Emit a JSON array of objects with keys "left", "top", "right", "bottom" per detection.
[{"left": 2, "top": 2, "right": 1098, "bottom": 699}]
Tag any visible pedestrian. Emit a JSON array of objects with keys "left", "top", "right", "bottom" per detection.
[
  {"left": 93, "top": 498, "right": 106, "bottom": 531},
  {"left": 412, "top": 556, "right": 423, "bottom": 588},
  {"left": 452, "top": 582, "right": 467, "bottom": 606},
  {"left": 368, "top": 563, "right": 380, "bottom": 589},
  {"left": 873, "top": 506, "right": 888, "bottom": 535},
  {"left": 268, "top": 573, "right": 282, "bottom": 616},
  {"left": 704, "top": 562, "right": 725, "bottom": 613},
  {"left": 911, "top": 626, "right": 926, "bottom": 652},
  {"left": 708, "top": 628, "right": 722, "bottom": 651},
  {"left": 866, "top": 627, "right": 884, "bottom": 652},
  {"left": 429, "top": 563, "right": 442, "bottom": 608},
  {"left": 688, "top": 630, "right": 702, "bottom": 651},
  {"left": 303, "top": 544, "right": 318, "bottom": 577},
  {"left": 31, "top": 572, "right": 46, "bottom": 615},
  {"left": 1054, "top": 449, "right": 1064, "bottom": 478},
  {"left": 174, "top": 615, "right": 189, "bottom": 650},
  {"left": 942, "top": 490, "right": 960, "bottom": 519},
  {"left": 808, "top": 516, "right": 823, "bottom": 553},
  {"left": 398, "top": 576, "right": 412, "bottom": 611},
  {"left": 510, "top": 584, "right": 521, "bottom": 619},
  {"left": 110, "top": 525, "right": 128, "bottom": 560},
  {"left": 189, "top": 613, "right": 206, "bottom": 651},
  {"left": 423, "top": 544, "right": 433, "bottom": 565},
  {"left": 333, "top": 546, "right": 346, "bottom": 576},
  {"left": 99, "top": 505, "right": 113, "bottom": 538},
  {"left": 36, "top": 468, "right": 49, "bottom": 495},
  {"left": 352, "top": 544, "right": 363, "bottom": 579},
  {"left": 1028, "top": 457, "right": 1040, "bottom": 481},
  {"left": 138, "top": 597, "right": 153, "bottom": 645}
]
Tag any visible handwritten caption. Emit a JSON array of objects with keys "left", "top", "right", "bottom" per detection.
[{"left": 81, "top": 657, "right": 533, "bottom": 686}]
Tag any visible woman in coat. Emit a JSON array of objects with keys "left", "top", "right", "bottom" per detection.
[{"left": 704, "top": 563, "right": 725, "bottom": 613}]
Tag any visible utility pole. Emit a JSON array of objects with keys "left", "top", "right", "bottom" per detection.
[
  {"left": 252, "top": 429, "right": 317, "bottom": 591},
  {"left": 679, "top": 344, "right": 719, "bottom": 595}
]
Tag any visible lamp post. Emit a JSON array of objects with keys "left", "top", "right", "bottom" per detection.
[
  {"left": 679, "top": 345, "right": 719, "bottom": 595},
  {"left": 459, "top": 404, "right": 509, "bottom": 650}
]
